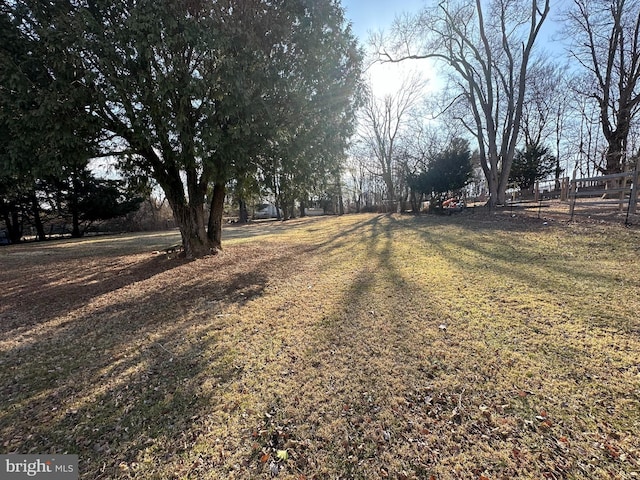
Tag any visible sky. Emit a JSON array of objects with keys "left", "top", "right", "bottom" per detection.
[
  {"left": 341, "top": 0, "right": 426, "bottom": 40},
  {"left": 340, "top": 0, "right": 565, "bottom": 98},
  {"left": 340, "top": 0, "right": 437, "bottom": 97}
]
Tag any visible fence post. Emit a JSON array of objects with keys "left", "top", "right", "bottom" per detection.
[
  {"left": 560, "top": 177, "right": 569, "bottom": 201},
  {"left": 630, "top": 163, "right": 640, "bottom": 214},
  {"left": 619, "top": 166, "right": 629, "bottom": 212},
  {"left": 569, "top": 170, "right": 577, "bottom": 220}
]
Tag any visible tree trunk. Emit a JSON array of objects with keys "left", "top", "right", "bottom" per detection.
[
  {"left": 70, "top": 178, "right": 82, "bottom": 238},
  {"left": 173, "top": 204, "right": 212, "bottom": 258},
  {"left": 288, "top": 200, "right": 296, "bottom": 219},
  {"left": 484, "top": 154, "right": 500, "bottom": 208},
  {"left": 2, "top": 201, "right": 22, "bottom": 243},
  {"left": 497, "top": 168, "right": 510, "bottom": 206},
  {"left": 139, "top": 147, "right": 216, "bottom": 257},
  {"left": 236, "top": 176, "right": 248, "bottom": 223},
  {"left": 383, "top": 173, "right": 395, "bottom": 213},
  {"left": 2, "top": 198, "right": 15, "bottom": 243},
  {"left": 30, "top": 190, "right": 46, "bottom": 241},
  {"left": 163, "top": 182, "right": 213, "bottom": 258},
  {"left": 605, "top": 136, "right": 626, "bottom": 175},
  {"left": 238, "top": 198, "right": 248, "bottom": 223},
  {"left": 10, "top": 209, "right": 21, "bottom": 243},
  {"left": 207, "top": 182, "right": 226, "bottom": 251},
  {"left": 409, "top": 189, "right": 417, "bottom": 213}
]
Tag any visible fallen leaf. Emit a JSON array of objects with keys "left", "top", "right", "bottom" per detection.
[
  {"left": 276, "top": 450, "right": 288, "bottom": 461},
  {"left": 605, "top": 443, "right": 620, "bottom": 459},
  {"left": 260, "top": 453, "right": 270, "bottom": 463},
  {"left": 540, "top": 419, "right": 553, "bottom": 429}
]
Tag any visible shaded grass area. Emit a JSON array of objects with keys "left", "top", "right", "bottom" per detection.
[{"left": 1, "top": 213, "right": 639, "bottom": 479}]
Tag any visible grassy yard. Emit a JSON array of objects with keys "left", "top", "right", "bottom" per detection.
[{"left": 1, "top": 213, "right": 639, "bottom": 479}]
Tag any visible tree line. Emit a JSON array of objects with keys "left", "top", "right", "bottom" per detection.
[
  {"left": 2, "top": 0, "right": 639, "bottom": 254},
  {"left": 351, "top": 0, "right": 639, "bottom": 211}
]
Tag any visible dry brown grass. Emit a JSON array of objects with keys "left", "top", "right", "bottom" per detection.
[{"left": 1, "top": 213, "right": 639, "bottom": 479}]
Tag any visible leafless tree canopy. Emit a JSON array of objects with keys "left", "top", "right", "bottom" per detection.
[
  {"left": 376, "top": 0, "right": 551, "bottom": 206},
  {"left": 356, "top": 74, "right": 427, "bottom": 210},
  {"left": 564, "top": 0, "right": 640, "bottom": 174}
]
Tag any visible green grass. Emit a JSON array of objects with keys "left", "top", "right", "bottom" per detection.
[{"left": 1, "top": 213, "right": 639, "bottom": 479}]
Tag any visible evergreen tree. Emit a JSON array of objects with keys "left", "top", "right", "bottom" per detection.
[
  {"left": 409, "top": 138, "right": 473, "bottom": 209},
  {"left": 509, "top": 144, "right": 557, "bottom": 191}
]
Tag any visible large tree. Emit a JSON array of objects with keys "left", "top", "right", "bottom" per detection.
[
  {"left": 262, "top": 22, "right": 363, "bottom": 220},
  {"left": 379, "top": 0, "right": 551, "bottom": 207},
  {"left": 1, "top": 2, "right": 99, "bottom": 241},
  {"left": 565, "top": 0, "right": 640, "bottom": 175},
  {"left": 6, "top": 0, "right": 361, "bottom": 257}
]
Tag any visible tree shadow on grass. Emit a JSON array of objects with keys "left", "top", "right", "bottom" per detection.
[
  {"left": 0, "top": 253, "right": 191, "bottom": 335},
  {"left": 0, "top": 241, "right": 311, "bottom": 478},
  {"left": 1, "top": 315, "right": 242, "bottom": 478},
  {"left": 246, "top": 214, "right": 640, "bottom": 479},
  {"left": 392, "top": 214, "right": 636, "bottom": 311},
  {"left": 244, "top": 215, "right": 455, "bottom": 478}
]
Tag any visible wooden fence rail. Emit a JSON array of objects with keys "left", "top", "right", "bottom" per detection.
[{"left": 569, "top": 168, "right": 640, "bottom": 220}]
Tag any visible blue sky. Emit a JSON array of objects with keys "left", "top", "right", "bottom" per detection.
[
  {"left": 341, "top": 0, "right": 561, "bottom": 45},
  {"left": 340, "top": 0, "right": 437, "bottom": 97},
  {"left": 340, "top": 0, "right": 563, "bottom": 98},
  {"left": 341, "top": 0, "right": 426, "bottom": 42}
]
